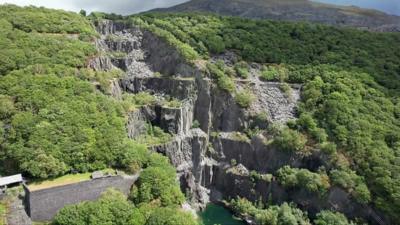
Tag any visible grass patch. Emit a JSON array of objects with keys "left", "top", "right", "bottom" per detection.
[
  {"left": 123, "top": 93, "right": 182, "bottom": 109},
  {"left": 123, "top": 92, "right": 157, "bottom": 107},
  {"left": 28, "top": 169, "right": 115, "bottom": 191},
  {"left": 231, "top": 132, "right": 250, "bottom": 143},
  {"left": 0, "top": 202, "right": 6, "bottom": 225},
  {"left": 234, "top": 61, "right": 250, "bottom": 79},
  {"left": 163, "top": 98, "right": 182, "bottom": 108},
  {"left": 28, "top": 173, "right": 92, "bottom": 191}
]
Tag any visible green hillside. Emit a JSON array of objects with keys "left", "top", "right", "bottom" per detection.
[{"left": 0, "top": 5, "right": 197, "bottom": 225}]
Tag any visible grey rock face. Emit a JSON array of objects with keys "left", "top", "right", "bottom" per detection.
[
  {"left": 151, "top": 129, "right": 210, "bottom": 208},
  {"left": 127, "top": 109, "right": 148, "bottom": 138},
  {"left": 252, "top": 82, "right": 300, "bottom": 123},
  {"left": 90, "top": 20, "right": 154, "bottom": 77},
  {"left": 120, "top": 77, "right": 196, "bottom": 101}
]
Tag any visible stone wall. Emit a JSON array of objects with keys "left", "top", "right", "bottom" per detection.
[{"left": 25, "top": 175, "right": 137, "bottom": 222}]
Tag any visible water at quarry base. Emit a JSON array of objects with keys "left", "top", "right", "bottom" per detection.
[{"left": 199, "top": 203, "right": 246, "bottom": 225}]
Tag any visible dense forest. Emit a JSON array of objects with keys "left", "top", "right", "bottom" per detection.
[{"left": 1, "top": 4, "right": 400, "bottom": 225}]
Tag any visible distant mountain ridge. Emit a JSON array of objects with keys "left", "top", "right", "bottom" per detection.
[{"left": 151, "top": 0, "right": 400, "bottom": 32}]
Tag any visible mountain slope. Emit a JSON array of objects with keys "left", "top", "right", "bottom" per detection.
[{"left": 152, "top": 0, "right": 400, "bottom": 31}]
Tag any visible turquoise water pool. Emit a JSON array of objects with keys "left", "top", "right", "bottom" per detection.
[{"left": 199, "top": 203, "right": 246, "bottom": 225}]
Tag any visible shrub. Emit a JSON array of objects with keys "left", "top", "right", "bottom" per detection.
[
  {"left": 192, "top": 120, "right": 200, "bottom": 128},
  {"left": 230, "top": 197, "right": 258, "bottom": 216},
  {"left": 260, "top": 66, "right": 279, "bottom": 81},
  {"left": 120, "top": 142, "right": 149, "bottom": 174},
  {"left": 231, "top": 132, "right": 250, "bottom": 142},
  {"left": 131, "top": 166, "right": 185, "bottom": 207},
  {"left": 330, "top": 169, "right": 371, "bottom": 204},
  {"left": 314, "top": 210, "right": 355, "bottom": 225},
  {"left": 218, "top": 75, "right": 236, "bottom": 93},
  {"left": 274, "top": 128, "right": 307, "bottom": 152},
  {"left": 297, "top": 113, "right": 328, "bottom": 143},
  {"left": 276, "top": 166, "right": 330, "bottom": 194},
  {"left": 235, "top": 90, "right": 255, "bottom": 108},
  {"left": 279, "top": 82, "right": 292, "bottom": 97},
  {"left": 207, "top": 62, "right": 236, "bottom": 93},
  {"left": 230, "top": 198, "right": 311, "bottom": 225},
  {"left": 319, "top": 142, "right": 337, "bottom": 155},
  {"left": 126, "top": 92, "right": 157, "bottom": 106},
  {"left": 234, "top": 61, "right": 250, "bottom": 79},
  {"left": 53, "top": 189, "right": 145, "bottom": 225},
  {"left": 164, "top": 98, "right": 182, "bottom": 108},
  {"left": 135, "top": 124, "right": 172, "bottom": 146},
  {"left": 146, "top": 207, "right": 198, "bottom": 225}
]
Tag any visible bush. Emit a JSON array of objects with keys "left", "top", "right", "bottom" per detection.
[
  {"left": 207, "top": 62, "right": 236, "bottom": 93},
  {"left": 277, "top": 166, "right": 330, "bottom": 194},
  {"left": 131, "top": 166, "right": 185, "bottom": 207},
  {"left": 192, "top": 120, "right": 200, "bottom": 128},
  {"left": 319, "top": 142, "right": 337, "bottom": 155},
  {"left": 330, "top": 169, "right": 371, "bottom": 204},
  {"left": 230, "top": 198, "right": 312, "bottom": 225},
  {"left": 279, "top": 83, "right": 292, "bottom": 97},
  {"left": 53, "top": 189, "right": 145, "bottom": 225},
  {"left": 218, "top": 75, "right": 236, "bottom": 92},
  {"left": 314, "top": 210, "right": 355, "bottom": 225},
  {"left": 120, "top": 142, "right": 149, "bottom": 174},
  {"left": 297, "top": 113, "right": 328, "bottom": 143},
  {"left": 235, "top": 90, "right": 255, "bottom": 108},
  {"left": 146, "top": 207, "right": 198, "bottom": 225},
  {"left": 164, "top": 98, "right": 182, "bottom": 108},
  {"left": 125, "top": 92, "right": 157, "bottom": 106},
  {"left": 260, "top": 66, "right": 279, "bottom": 81},
  {"left": 234, "top": 61, "right": 250, "bottom": 79},
  {"left": 135, "top": 124, "right": 172, "bottom": 146},
  {"left": 230, "top": 197, "right": 258, "bottom": 216},
  {"left": 231, "top": 132, "right": 250, "bottom": 142},
  {"left": 274, "top": 128, "right": 307, "bottom": 152}
]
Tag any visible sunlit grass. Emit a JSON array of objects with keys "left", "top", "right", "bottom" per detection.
[
  {"left": 28, "top": 169, "right": 115, "bottom": 191},
  {"left": 0, "top": 202, "right": 6, "bottom": 225}
]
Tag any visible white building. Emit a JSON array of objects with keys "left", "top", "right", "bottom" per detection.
[{"left": 0, "top": 174, "right": 23, "bottom": 193}]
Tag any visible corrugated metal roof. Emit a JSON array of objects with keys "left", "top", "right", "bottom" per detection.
[{"left": 0, "top": 174, "right": 23, "bottom": 186}]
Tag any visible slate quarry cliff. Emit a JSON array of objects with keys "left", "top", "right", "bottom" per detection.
[{"left": 89, "top": 20, "right": 387, "bottom": 224}]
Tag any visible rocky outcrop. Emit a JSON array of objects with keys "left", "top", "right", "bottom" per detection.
[
  {"left": 213, "top": 164, "right": 386, "bottom": 224},
  {"left": 120, "top": 77, "right": 196, "bottom": 100}
]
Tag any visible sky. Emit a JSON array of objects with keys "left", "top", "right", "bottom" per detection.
[
  {"left": 0, "top": 0, "right": 399, "bottom": 16},
  {"left": 0, "top": 0, "right": 189, "bottom": 15}
]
